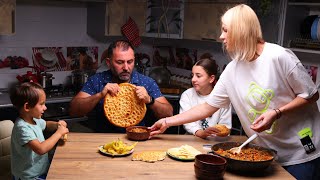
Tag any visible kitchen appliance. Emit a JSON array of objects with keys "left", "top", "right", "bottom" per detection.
[{"left": 148, "top": 65, "right": 171, "bottom": 86}]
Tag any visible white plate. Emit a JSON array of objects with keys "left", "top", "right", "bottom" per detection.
[
  {"left": 166, "top": 150, "right": 195, "bottom": 161},
  {"left": 39, "top": 49, "right": 58, "bottom": 67},
  {"left": 98, "top": 145, "right": 134, "bottom": 157}
]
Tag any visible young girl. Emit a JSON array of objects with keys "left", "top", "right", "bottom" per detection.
[
  {"left": 180, "top": 58, "right": 232, "bottom": 139},
  {"left": 10, "top": 82, "right": 69, "bottom": 180}
]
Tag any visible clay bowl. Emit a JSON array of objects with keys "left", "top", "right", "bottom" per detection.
[
  {"left": 194, "top": 164, "right": 226, "bottom": 180},
  {"left": 126, "top": 126, "right": 150, "bottom": 141},
  {"left": 195, "top": 154, "right": 227, "bottom": 173}
]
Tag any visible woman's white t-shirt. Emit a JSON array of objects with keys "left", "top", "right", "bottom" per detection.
[{"left": 207, "top": 42, "right": 320, "bottom": 166}]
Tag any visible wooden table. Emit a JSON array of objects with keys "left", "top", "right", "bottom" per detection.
[{"left": 47, "top": 133, "right": 294, "bottom": 180}]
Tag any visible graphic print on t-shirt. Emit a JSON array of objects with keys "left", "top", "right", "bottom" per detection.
[{"left": 245, "top": 82, "right": 277, "bottom": 134}]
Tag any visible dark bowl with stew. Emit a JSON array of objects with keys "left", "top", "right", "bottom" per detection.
[
  {"left": 126, "top": 126, "right": 150, "bottom": 141},
  {"left": 210, "top": 142, "right": 277, "bottom": 172}
]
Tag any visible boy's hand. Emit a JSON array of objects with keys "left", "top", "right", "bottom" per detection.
[
  {"left": 57, "top": 123, "right": 69, "bottom": 136},
  {"left": 58, "top": 120, "right": 67, "bottom": 127}
]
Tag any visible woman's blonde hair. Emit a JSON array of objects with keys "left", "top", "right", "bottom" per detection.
[{"left": 221, "top": 4, "right": 264, "bottom": 61}]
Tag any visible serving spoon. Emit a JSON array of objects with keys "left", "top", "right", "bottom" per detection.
[{"left": 229, "top": 133, "right": 258, "bottom": 155}]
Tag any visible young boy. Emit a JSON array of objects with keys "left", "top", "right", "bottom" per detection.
[{"left": 10, "top": 82, "right": 69, "bottom": 180}]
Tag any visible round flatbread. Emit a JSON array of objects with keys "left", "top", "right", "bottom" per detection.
[
  {"left": 104, "top": 83, "right": 146, "bottom": 127},
  {"left": 213, "top": 124, "right": 230, "bottom": 137}
]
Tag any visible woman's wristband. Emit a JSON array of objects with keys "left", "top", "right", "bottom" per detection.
[{"left": 273, "top": 108, "right": 282, "bottom": 119}]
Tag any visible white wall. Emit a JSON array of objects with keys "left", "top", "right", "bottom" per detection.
[
  {"left": 0, "top": 2, "right": 231, "bottom": 90},
  {"left": 0, "top": 3, "right": 109, "bottom": 89}
]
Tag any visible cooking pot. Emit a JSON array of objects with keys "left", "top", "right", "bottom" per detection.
[
  {"left": 210, "top": 142, "right": 277, "bottom": 173},
  {"left": 71, "top": 69, "right": 95, "bottom": 86},
  {"left": 40, "top": 72, "right": 54, "bottom": 89}
]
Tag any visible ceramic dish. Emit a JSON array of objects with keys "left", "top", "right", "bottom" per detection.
[
  {"left": 166, "top": 150, "right": 195, "bottom": 161},
  {"left": 39, "top": 49, "right": 58, "bottom": 67},
  {"left": 98, "top": 145, "right": 134, "bottom": 157}
]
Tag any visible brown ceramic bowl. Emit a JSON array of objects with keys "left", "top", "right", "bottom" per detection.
[
  {"left": 126, "top": 126, "right": 150, "bottom": 141},
  {"left": 195, "top": 154, "right": 227, "bottom": 173},
  {"left": 194, "top": 164, "right": 225, "bottom": 180}
]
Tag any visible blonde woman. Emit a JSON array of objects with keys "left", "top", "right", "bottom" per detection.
[{"left": 150, "top": 4, "right": 320, "bottom": 179}]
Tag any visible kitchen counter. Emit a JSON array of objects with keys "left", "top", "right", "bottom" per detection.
[
  {"left": 0, "top": 91, "right": 73, "bottom": 108},
  {"left": 0, "top": 91, "right": 179, "bottom": 108},
  {"left": 47, "top": 133, "right": 294, "bottom": 180}
]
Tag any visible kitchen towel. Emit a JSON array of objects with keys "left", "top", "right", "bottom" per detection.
[{"left": 121, "top": 17, "right": 141, "bottom": 47}]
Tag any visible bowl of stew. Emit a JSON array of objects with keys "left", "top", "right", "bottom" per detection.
[
  {"left": 210, "top": 142, "right": 276, "bottom": 172},
  {"left": 126, "top": 126, "right": 150, "bottom": 141}
]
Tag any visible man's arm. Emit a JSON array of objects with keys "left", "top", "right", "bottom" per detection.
[
  {"left": 69, "top": 91, "right": 104, "bottom": 117},
  {"left": 148, "top": 96, "right": 173, "bottom": 118},
  {"left": 69, "top": 83, "right": 120, "bottom": 117}
]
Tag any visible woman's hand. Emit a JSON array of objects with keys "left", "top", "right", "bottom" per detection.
[
  {"left": 251, "top": 109, "right": 277, "bottom": 132},
  {"left": 149, "top": 118, "right": 169, "bottom": 137}
]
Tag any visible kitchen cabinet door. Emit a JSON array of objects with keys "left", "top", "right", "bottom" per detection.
[
  {"left": 183, "top": 2, "right": 239, "bottom": 41},
  {"left": 87, "top": 0, "right": 146, "bottom": 38},
  {"left": 0, "top": 0, "right": 15, "bottom": 35}
]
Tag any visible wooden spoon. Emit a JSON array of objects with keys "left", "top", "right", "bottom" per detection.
[{"left": 229, "top": 134, "right": 258, "bottom": 154}]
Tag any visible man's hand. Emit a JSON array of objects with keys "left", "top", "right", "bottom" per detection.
[
  {"left": 102, "top": 83, "right": 120, "bottom": 97},
  {"left": 135, "top": 86, "right": 150, "bottom": 104}
]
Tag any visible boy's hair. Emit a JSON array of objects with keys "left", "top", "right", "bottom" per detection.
[{"left": 10, "top": 82, "right": 43, "bottom": 110}]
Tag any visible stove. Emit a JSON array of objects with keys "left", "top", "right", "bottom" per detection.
[{"left": 44, "top": 84, "right": 77, "bottom": 98}]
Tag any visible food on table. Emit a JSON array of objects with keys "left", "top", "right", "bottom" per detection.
[
  {"left": 100, "top": 139, "right": 138, "bottom": 155},
  {"left": 132, "top": 151, "right": 166, "bottom": 163},
  {"left": 129, "top": 127, "right": 148, "bottom": 133},
  {"left": 126, "top": 126, "right": 151, "bottom": 141},
  {"left": 214, "top": 147, "right": 273, "bottom": 161},
  {"left": 167, "top": 145, "right": 202, "bottom": 159},
  {"left": 104, "top": 83, "right": 147, "bottom": 127},
  {"left": 213, "top": 124, "right": 230, "bottom": 137}
]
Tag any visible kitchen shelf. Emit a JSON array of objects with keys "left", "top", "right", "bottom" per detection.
[
  {"left": 288, "top": 3, "right": 320, "bottom": 6},
  {"left": 289, "top": 48, "right": 320, "bottom": 55}
]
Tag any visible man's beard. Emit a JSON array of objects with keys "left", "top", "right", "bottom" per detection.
[
  {"left": 111, "top": 69, "right": 130, "bottom": 82},
  {"left": 119, "top": 72, "right": 130, "bottom": 81}
]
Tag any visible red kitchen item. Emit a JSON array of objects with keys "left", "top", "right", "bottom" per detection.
[{"left": 121, "top": 17, "right": 141, "bottom": 47}]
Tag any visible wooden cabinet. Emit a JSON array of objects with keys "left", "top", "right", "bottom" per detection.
[
  {"left": 0, "top": 0, "right": 15, "bottom": 35},
  {"left": 183, "top": 1, "right": 245, "bottom": 41},
  {"left": 87, "top": 0, "right": 146, "bottom": 38}
]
